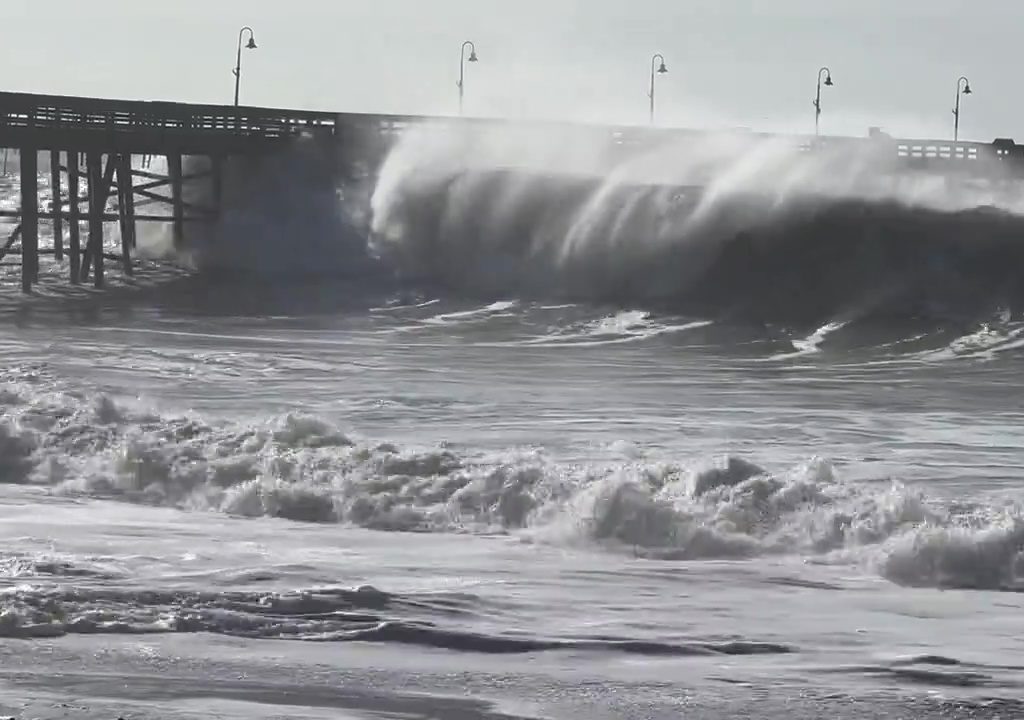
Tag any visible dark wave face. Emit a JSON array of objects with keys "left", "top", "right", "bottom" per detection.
[{"left": 370, "top": 125, "right": 1024, "bottom": 328}]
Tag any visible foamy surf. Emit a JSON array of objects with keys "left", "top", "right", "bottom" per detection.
[
  {"left": 519, "top": 312, "right": 713, "bottom": 347},
  {"left": 912, "top": 322, "right": 1024, "bottom": 362},
  {"left": 2, "top": 369, "right": 1020, "bottom": 593},
  {"left": 765, "top": 321, "right": 848, "bottom": 360},
  {"left": 424, "top": 300, "right": 519, "bottom": 325}
]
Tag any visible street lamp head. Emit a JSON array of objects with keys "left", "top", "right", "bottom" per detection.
[
  {"left": 468, "top": 50, "right": 478, "bottom": 62},
  {"left": 824, "top": 74, "right": 833, "bottom": 86},
  {"left": 246, "top": 37, "right": 258, "bottom": 50},
  {"left": 657, "top": 61, "right": 668, "bottom": 74},
  {"left": 963, "top": 82, "right": 972, "bottom": 95}
]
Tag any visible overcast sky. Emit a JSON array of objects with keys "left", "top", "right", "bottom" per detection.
[{"left": 4, "top": 0, "right": 1021, "bottom": 141}]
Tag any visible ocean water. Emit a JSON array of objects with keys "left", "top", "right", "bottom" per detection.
[{"left": 0, "top": 128, "right": 1023, "bottom": 719}]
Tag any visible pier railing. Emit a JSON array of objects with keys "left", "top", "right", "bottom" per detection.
[
  {"left": 0, "top": 91, "right": 338, "bottom": 152},
  {"left": 4, "top": 90, "right": 1023, "bottom": 172},
  {"left": 0, "top": 91, "right": 439, "bottom": 153}
]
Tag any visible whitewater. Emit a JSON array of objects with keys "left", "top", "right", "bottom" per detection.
[{"left": 0, "top": 125, "right": 1022, "bottom": 719}]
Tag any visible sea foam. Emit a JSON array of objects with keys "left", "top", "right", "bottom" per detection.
[{"left": 2, "top": 368, "right": 1020, "bottom": 592}]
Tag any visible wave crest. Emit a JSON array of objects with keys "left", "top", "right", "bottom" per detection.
[{"left": 370, "top": 124, "right": 1024, "bottom": 325}]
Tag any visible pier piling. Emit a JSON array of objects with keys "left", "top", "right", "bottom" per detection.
[
  {"left": 85, "top": 152, "right": 103, "bottom": 287},
  {"left": 115, "top": 154, "right": 134, "bottom": 275},
  {"left": 49, "top": 149, "right": 64, "bottom": 262},
  {"left": 0, "top": 91, "right": 361, "bottom": 292},
  {"left": 82, "top": 155, "right": 117, "bottom": 285},
  {"left": 67, "top": 157, "right": 81, "bottom": 284},
  {"left": 20, "top": 148, "right": 38, "bottom": 292}
]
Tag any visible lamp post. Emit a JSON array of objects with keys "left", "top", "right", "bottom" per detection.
[
  {"left": 458, "top": 41, "right": 478, "bottom": 115},
  {"left": 649, "top": 53, "right": 668, "bottom": 124},
  {"left": 813, "top": 66, "right": 834, "bottom": 136},
  {"left": 952, "top": 76, "right": 972, "bottom": 142},
  {"left": 233, "top": 26, "right": 258, "bottom": 107}
]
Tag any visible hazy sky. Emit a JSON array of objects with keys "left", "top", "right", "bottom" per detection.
[{"left": 4, "top": 0, "right": 1022, "bottom": 141}]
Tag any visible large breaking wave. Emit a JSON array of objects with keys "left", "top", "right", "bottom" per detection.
[{"left": 369, "top": 124, "right": 1024, "bottom": 326}]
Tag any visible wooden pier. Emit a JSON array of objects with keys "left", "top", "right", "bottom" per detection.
[
  {"left": 3, "top": 90, "right": 1024, "bottom": 293},
  {"left": 0, "top": 91, "right": 412, "bottom": 292}
]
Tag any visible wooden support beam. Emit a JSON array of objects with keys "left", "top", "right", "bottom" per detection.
[
  {"left": 116, "top": 153, "right": 133, "bottom": 275},
  {"left": 132, "top": 168, "right": 209, "bottom": 183},
  {"left": 67, "top": 156, "right": 81, "bottom": 284},
  {"left": 63, "top": 167, "right": 166, "bottom": 193},
  {"left": 129, "top": 188, "right": 172, "bottom": 206},
  {"left": 50, "top": 149, "right": 63, "bottom": 261},
  {"left": 62, "top": 165, "right": 162, "bottom": 195},
  {"left": 86, "top": 152, "right": 103, "bottom": 286},
  {"left": 131, "top": 168, "right": 169, "bottom": 182},
  {"left": 0, "top": 209, "right": 212, "bottom": 222},
  {"left": 129, "top": 186, "right": 213, "bottom": 213},
  {"left": 0, "top": 225, "right": 22, "bottom": 263},
  {"left": 81, "top": 154, "right": 117, "bottom": 283},
  {"left": 168, "top": 153, "right": 184, "bottom": 249},
  {"left": 130, "top": 197, "right": 168, "bottom": 211},
  {"left": 131, "top": 177, "right": 173, "bottom": 193},
  {"left": 20, "top": 148, "right": 38, "bottom": 293},
  {"left": 123, "top": 157, "right": 137, "bottom": 250}
]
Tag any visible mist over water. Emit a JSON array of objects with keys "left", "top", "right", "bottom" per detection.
[{"left": 371, "top": 123, "right": 1024, "bottom": 326}]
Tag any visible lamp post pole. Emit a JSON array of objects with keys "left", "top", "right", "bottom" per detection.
[
  {"left": 649, "top": 53, "right": 668, "bottom": 124},
  {"left": 458, "top": 41, "right": 479, "bottom": 115},
  {"left": 953, "top": 76, "right": 972, "bottom": 142},
  {"left": 813, "top": 66, "right": 834, "bottom": 136},
  {"left": 233, "top": 26, "right": 258, "bottom": 107}
]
